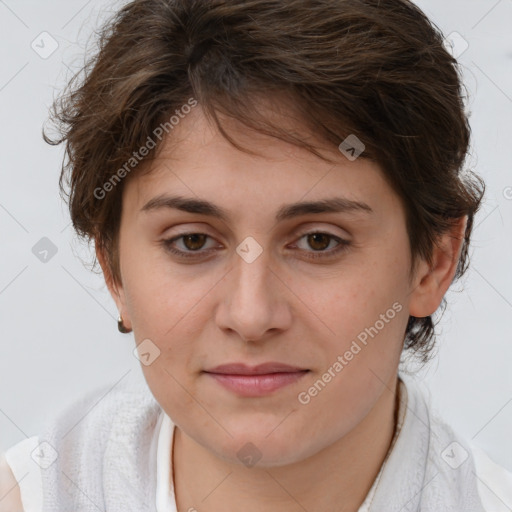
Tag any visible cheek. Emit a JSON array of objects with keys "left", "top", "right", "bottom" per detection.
[
  {"left": 303, "top": 255, "right": 409, "bottom": 366},
  {"left": 120, "top": 242, "right": 189, "bottom": 329},
  {"left": 294, "top": 273, "right": 406, "bottom": 440},
  {"left": 121, "top": 252, "right": 217, "bottom": 381}
]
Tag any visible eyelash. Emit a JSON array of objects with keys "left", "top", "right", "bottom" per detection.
[{"left": 161, "top": 231, "right": 351, "bottom": 261}]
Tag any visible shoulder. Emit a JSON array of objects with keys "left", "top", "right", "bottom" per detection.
[
  {"left": 428, "top": 410, "right": 512, "bottom": 510},
  {"left": 402, "top": 378, "right": 512, "bottom": 510},
  {"left": 0, "top": 452, "right": 24, "bottom": 512},
  {"left": 0, "top": 379, "right": 159, "bottom": 512},
  {"left": 471, "top": 443, "right": 512, "bottom": 511},
  {"left": 423, "top": 389, "right": 512, "bottom": 510},
  {"left": 38, "top": 376, "right": 160, "bottom": 448}
]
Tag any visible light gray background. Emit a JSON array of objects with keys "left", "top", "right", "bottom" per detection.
[{"left": 1, "top": 0, "right": 511, "bottom": 474}]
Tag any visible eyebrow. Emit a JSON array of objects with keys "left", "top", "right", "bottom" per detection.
[{"left": 140, "top": 194, "right": 374, "bottom": 222}]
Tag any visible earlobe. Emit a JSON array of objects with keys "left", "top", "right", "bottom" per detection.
[
  {"left": 408, "top": 216, "right": 468, "bottom": 318},
  {"left": 95, "top": 241, "right": 131, "bottom": 330}
]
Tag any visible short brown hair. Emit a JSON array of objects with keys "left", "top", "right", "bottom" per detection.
[{"left": 44, "top": 0, "right": 485, "bottom": 363}]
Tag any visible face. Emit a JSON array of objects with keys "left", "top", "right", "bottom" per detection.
[{"left": 101, "top": 104, "right": 438, "bottom": 467}]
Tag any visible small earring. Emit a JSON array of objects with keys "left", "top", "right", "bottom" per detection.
[{"left": 117, "top": 315, "right": 132, "bottom": 334}]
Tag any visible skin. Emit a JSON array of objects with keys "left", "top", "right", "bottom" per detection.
[
  {"left": 0, "top": 453, "right": 22, "bottom": 512},
  {"left": 97, "top": 104, "right": 467, "bottom": 512}
]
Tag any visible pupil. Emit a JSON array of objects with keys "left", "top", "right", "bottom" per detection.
[{"left": 309, "top": 233, "right": 329, "bottom": 251}]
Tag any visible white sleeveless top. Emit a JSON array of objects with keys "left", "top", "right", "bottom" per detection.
[{"left": 4, "top": 376, "right": 512, "bottom": 511}]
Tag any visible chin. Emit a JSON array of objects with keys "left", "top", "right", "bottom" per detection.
[{"left": 210, "top": 429, "right": 309, "bottom": 469}]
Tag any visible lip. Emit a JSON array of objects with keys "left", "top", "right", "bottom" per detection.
[
  {"left": 203, "top": 362, "right": 310, "bottom": 397},
  {"left": 204, "top": 362, "right": 308, "bottom": 375}
]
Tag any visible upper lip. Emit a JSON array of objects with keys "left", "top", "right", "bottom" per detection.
[{"left": 204, "top": 362, "right": 308, "bottom": 375}]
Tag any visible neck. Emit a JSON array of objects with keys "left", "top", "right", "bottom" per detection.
[{"left": 173, "top": 373, "right": 400, "bottom": 512}]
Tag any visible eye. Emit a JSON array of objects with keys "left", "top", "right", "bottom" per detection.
[
  {"left": 292, "top": 231, "right": 351, "bottom": 260},
  {"left": 161, "top": 233, "right": 218, "bottom": 259},
  {"left": 161, "top": 230, "right": 351, "bottom": 261}
]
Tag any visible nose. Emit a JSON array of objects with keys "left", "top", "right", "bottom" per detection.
[{"left": 214, "top": 246, "right": 292, "bottom": 343}]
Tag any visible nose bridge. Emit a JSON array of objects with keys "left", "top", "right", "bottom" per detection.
[
  {"left": 218, "top": 242, "right": 285, "bottom": 341},
  {"left": 232, "top": 243, "right": 275, "bottom": 311}
]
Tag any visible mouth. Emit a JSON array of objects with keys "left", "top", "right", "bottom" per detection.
[{"left": 203, "top": 362, "right": 310, "bottom": 397}]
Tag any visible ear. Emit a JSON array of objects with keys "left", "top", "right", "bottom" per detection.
[
  {"left": 95, "top": 241, "right": 132, "bottom": 331},
  {"left": 408, "top": 215, "right": 468, "bottom": 318}
]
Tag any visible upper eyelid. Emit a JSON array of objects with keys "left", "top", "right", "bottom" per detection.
[
  {"left": 164, "top": 222, "right": 348, "bottom": 240},
  {"left": 166, "top": 229, "right": 346, "bottom": 250}
]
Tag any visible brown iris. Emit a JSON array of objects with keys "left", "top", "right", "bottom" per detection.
[
  {"left": 306, "top": 233, "right": 331, "bottom": 251},
  {"left": 182, "top": 234, "right": 208, "bottom": 251}
]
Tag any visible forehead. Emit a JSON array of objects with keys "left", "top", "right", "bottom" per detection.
[{"left": 122, "top": 105, "right": 403, "bottom": 223}]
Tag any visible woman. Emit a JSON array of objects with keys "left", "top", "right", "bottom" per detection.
[{"left": 2, "top": 0, "right": 511, "bottom": 510}]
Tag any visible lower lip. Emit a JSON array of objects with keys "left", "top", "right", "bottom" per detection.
[{"left": 205, "top": 371, "right": 309, "bottom": 397}]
